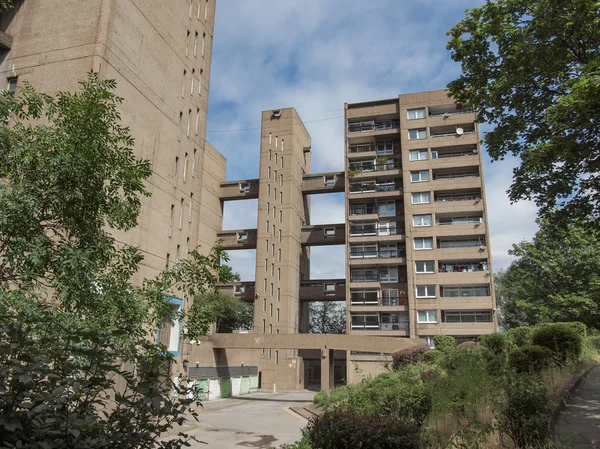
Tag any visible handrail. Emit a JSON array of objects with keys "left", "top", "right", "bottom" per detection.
[{"left": 348, "top": 120, "right": 400, "bottom": 133}]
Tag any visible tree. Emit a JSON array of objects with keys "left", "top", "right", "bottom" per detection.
[
  {"left": 0, "top": 1, "right": 13, "bottom": 13},
  {"left": 496, "top": 218, "right": 600, "bottom": 329},
  {"left": 219, "top": 262, "right": 241, "bottom": 283},
  {"left": 0, "top": 73, "right": 233, "bottom": 447},
  {"left": 447, "top": 0, "right": 600, "bottom": 224},
  {"left": 309, "top": 301, "right": 346, "bottom": 334}
]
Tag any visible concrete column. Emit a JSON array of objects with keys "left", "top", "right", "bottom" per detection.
[
  {"left": 320, "top": 348, "right": 335, "bottom": 391},
  {"left": 300, "top": 301, "right": 310, "bottom": 333}
]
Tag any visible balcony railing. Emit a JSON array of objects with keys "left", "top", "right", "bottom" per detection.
[
  {"left": 349, "top": 204, "right": 377, "bottom": 215},
  {"left": 437, "top": 217, "right": 483, "bottom": 226},
  {"left": 434, "top": 171, "right": 479, "bottom": 181},
  {"left": 349, "top": 161, "right": 400, "bottom": 173},
  {"left": 430, "top": 129, "right": 476, "bottom": 138},
  {"left": 349, "top": 224, "right": 398, "bottom": 236},
  {"left": 440, "top": 263, "right": 488, "bottom": 273},
  {"left": 350, "top": 291, "right": 379, "bottom": 305},
  {"left": 349, "top": 181, "right": 401, "bottom": 193},
  {"left": 349, "top": 249, "right": 406, "bottom": 259},
  {"left": 429, "top": 109, "right": 473, "bottom": 117},
  {"left": 348, "top": 120, "right": 400, "bottom": 133},
  {"left": 436, "top": 193, "right": 481, "bottom": 202},
  {"left": 351, "top": 321, "right": 409, "bottom": 331},
  {"left": 350, "top": 272, "right": 379, "bottom": 283}
]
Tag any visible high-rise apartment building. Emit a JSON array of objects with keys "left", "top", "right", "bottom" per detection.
[
  {"left": 0, "top": 0, "right": 224, "bottom": 377},
  {"left": 345, "top": 91, "right": 497, "bottom": 348}
]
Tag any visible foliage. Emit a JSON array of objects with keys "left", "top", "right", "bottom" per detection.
[
  {"left": 309, "top": 301, "right": 346, "bottom": 334},
  {"left": 392, "top": 343, "right": 430, "bottom": 369},
  {"left": 433, "top": 335, "right": 456, "bottom": 353},
  {"left": 508, "top": 345, "right": 554, "bottom": 374},
  {"left": 494, "top": 376, "right": 549, "bottom": 449},
  {"left": 562, "top": 321, "right": 588, "bottom": 338},
  {"left": 0, "top": 297, "right": 200, "bottom": 449},
  {"left": 478, "top": 333, "right": 508, "bottom": 355},
  {"left": 587, "top": 336, "right": 600, "bottom": 351},
  {"left": 218, "top": 262, "right": 241, "bottom": 283},
  {"left": 423, "top": 350, "right": 443, "bottom": 364},
  {"left": 495, "top": 220, "right": 600, "bottom": 329},
  {"left": 506, "top": 327, "right": 534, "bottom": 348},
  {"left": 447, "top": 0, "right": 600, "bottom": 225},
  {"left": 303, "top": 410, "right": 421, "bottom": 449},
  {"left": 532, "top": 323, "right": 583, "bottom": 365},
  {"left": 278, "top": 438, "right": 313, "bottom": 449},
  {"left": 0, "top": 0, "right": 13, "bottom": 13}
]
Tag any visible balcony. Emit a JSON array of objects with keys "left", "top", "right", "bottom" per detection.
[
  {"left": 348, "top": 222, "right": 401, "bottom": 238},
  {"left": 348, "top": 119, "right": 400, "bottom": 134},
  {"left": 428, "top": 104, "right": 474, "bottom": 117},
  {"left": 349, "top": 203, "right": 377, "bottom": 217},
  {"left": 431, "top": 144, "right": 479, "bottom": 160},
  {"left": 350, "top": 290, "right": 408, "bottom": 307},
  {"left": 429, "top": 124, "right": 476, "bottom": 139},
  {"left": 435, "top": 189, "right": 481, "bottom": 203},
  {"left": 349, "top": 180, "right": 402, "bottom": 198},
  {"left": 436, "top": 213, "right": 484, "bottom": 226},
  {"left": 433, "top": 167, "right": 479, "bottom": 181},
  {"left": 349, "top": 248, "right": 406, "bottom": 259},
  {"left": 439, "top": 261, "right": 489, "bottom": 273},
  {"left": 441, "top": 285, "right": 491, "bottom": 298}
]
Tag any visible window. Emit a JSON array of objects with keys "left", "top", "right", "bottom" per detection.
[
  {"left": 270, "top": 303, "right": 273, "bottom": 317},
  {"left": 181, "top": 70, "right": 186, "bottom": 97},
  {"left": 280, "top": 174, "right": 283, "bottom": 186},
  {"left": 195, "top": 108, "right": 200, "bottom": 134},
  {"left": 414, "top": 237, "right": 433, "bottom": 250},
  {"left": 324, "top": 175, "right": 335, "bottom": 187},
  {"left": 379, "top": 243, "right": 398, "bottom": 258},
  {"left": 350, "top": 243, "right": 377, "bottom": 259},
  {"left": 407, "top": 108, "right": 426, "bottom": 120},
  {"left": 278, "top": 249, "right": 281, "bottom": 262},
  {"left": 442, "top": 286, "right": 490, "bottom": 297},
  {"left": 324, "top": 283, "right": 335, "bottom": 296},
  {"left": 188, "top": 193, "right": 193, "bottom": 223},
  {"left": 204, "top": 0, "right": 208, "bottom": 19},
  {"left": 178, "top": 112, "right": 183, "bottom": 140},
  {"left": 169, "top": 204, "right": 174, "bottom": 237},
  {"left": 185, "top": 30, "right": 190, "bottom": 56},
  {"left": 415, "top": 261, "right": 434, "bottom": 273},
  {"left": 279, "top": 210, "right": 282, "bottom": 223},
  {"left": 199, "top": 69, "right": 203, "bottom": 95},
  {"left": 179, "top": 198, "right": 184, "bottom": 229},
  {"left": 277, "top": 308, "right": 280, "bottom": 322},
  {"left": 186, "top": 237, "right": 190, "bottom": 257},
  {"left": 277, "top": 268, "right": 281, "bottom": 281},
  {"left": 201, "top": 32, "right": 206, "bottom": 57},
  {"left": 417, "top": 310, "right": 438, "bottom": 323},
  {"left": 409, "top": 149, "right": 428, "bottom": 161},
  {"left": 413, "top": 214, "right": 432, "bottom": 226},
  {"left": 194, "top": 31, "right": 198, "bottom": 57},
  {"left": 380, "top": 267, "right": 399, "bottom": 283},
  {"left": 278, "top": 230, "right": 282, "bottom": 242},
  {"left": 240, "top": 182, "right": 250, "bottom": 193},
  {"left": 324, "top": 227, "right": 335, "bottom": 239},
  {"left": 265, "top": 220, "right": 269, "bottom": 233},
  {"left": 351, "top": 312, "right": 380, "bottom": 329},
  {"left": 6, "top": 77, "right": 17, "bottom": 96},
  {"left": 165, "top": 253, "right": 170, "bottom": 270},
  {"left": 412, "top": 192, "right": 431, "bottom": 204},
  {"left": 378, "top": 201, "right": 395, "bottom": 217},
  {"left": 280, "top": 192, "right": 283, "bottom": 204},
  {"left": 409, "top": 128, "right": 427, "bottom": 140},
  {"left": 173, "top": 156, "right": 179, "bottom": 184},
  {"left": 382, "top": 289, "right": 399, "bottom": 306},
  {"left": 411, "top": 170, "right": 430, "bottom": 182},
  {"left": 277, "top": 288, "right": 280, "bottom": 301},
  {"left": 378, "top": 221, "right": 397, "bottom": 236},
  {"left": 176, "top": 245, "right": 180, "bottom": 263},
  {"left": 265, "top": 239, "right": 268, "bottom": 252},
  {"left": 183, "top": 153, "right": 188, "bottom": 182},
  {"left": 192, "top": 149, "right": 197, "bottom": 177},
  {"left": 197, "top": 0, "right": 201, "bottom": 19},
  {"left": 191, "top": 69, "right": 195, "bottom": 95},
  {"left": 187, "top": 109, "right": 191, "bottom": 137},
  {"left": 189, "top": 1, "right": 193, "bottom": 17},
  {"left": 158, "top": 297, "right": 183, "bottom": 354},
  {"left": 376, "top": 140, "right": 394, "bottom": 155},
  {"left": 416, "top": 285, "right": 436, "bottom": 298},
  {"left": 271, "top": 244, "right": 275, "bottom": 256}
]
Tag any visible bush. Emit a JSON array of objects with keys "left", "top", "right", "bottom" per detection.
[
  {"left": 532, "top": 323, "right": 583, "bottom": 365},
  {"left": 495, "top": 376, "right": 549, "bottom": 448},
  {"left": 478, "top": 333, "right": 508, "bottom": 355},
  {"left": 507, "top": 327, "right": 533, "bottom": 348},
  {"left": 304, "top": 410, "right": 421, "bottom": 449},
  {"left": 459, "top": 340, "right": 480, "bottom": 349},
  {"left": 587, "top": 335, "right": 600, "bottom": 351},
  {"left": 562, "top": 321, "right": 587, "bottom": 338},
  {"left": 423, "top": 349, "right": 443, "bottom": 364},
  {"left": 346, "top": 373, "right": 431, "bottom": 424},
  {"left": 313, "top": 384, "right": 353, "bottom": 411},
  {"left": 508, "top": 345, "right": 554, "bottom": 374},
  {"left": 433, "top": 335, "right": 456, "bottom": 352},
  {"left": 392, "top": 343, "right": 429, "bottom": 369},
  {"left": 440, "top": 345, "right": 486, "bottom": 372}
]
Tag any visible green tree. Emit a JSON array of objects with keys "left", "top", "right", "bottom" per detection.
[
  {"left": 0, "top": 73, "right": 233, "bottom": 447},
  {"left": 219, "top": 261, "right": 241, "bottom": 283},
  {"left": 0, "top": 1, "right": 13, "bottom": 13},
  {"left": 496, "top": 218, "right": 600, "bottom": 329},
  {"left": 447, "top": 0, "right": 600, "bottom": 224},
  {"left": 309, "top": 301, "right": 346, "bottom": 334}
]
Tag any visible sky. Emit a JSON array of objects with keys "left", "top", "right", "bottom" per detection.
[{"left": 206, "top": 0, "right": 539, "bottom": 282}]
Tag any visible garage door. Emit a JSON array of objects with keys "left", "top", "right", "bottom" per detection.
[
  {"left": 250, "top": 375, "right": 259, "bottom": 393},
  {"left": 221, "top": 377, "right": 231, "bottom": 398},
  {"left": 241, "top": 376, "right": 250, "bottom": 395},
  {"left": 231, "top": 377, "right": 242, "bottom": 396},
  {"left": 196, "top": 379, "right": 208, "bottom": 401},
  {"left": 208, "top": 378, "right": 220, "bottom": 401}
]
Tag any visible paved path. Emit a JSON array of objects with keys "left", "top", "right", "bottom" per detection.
[
  {"left": 556, "top": 365, "right": 600, "bottom": 448},
  {"left": 165, "top": 391, "right": 315, "bottom": 449}
]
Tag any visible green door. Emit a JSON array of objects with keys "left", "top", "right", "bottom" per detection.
[
  {"left": 196, "top": 379, "right": 208, "bottom": 401},
  {"left": 241, "top": 376, "right": 250, "bottom": 395},
  {"left": 250, "top": 375, "right": 258, "bottom": 393},
  {"left": 221, "top": 377, "right": 231, "bottom": 398}
]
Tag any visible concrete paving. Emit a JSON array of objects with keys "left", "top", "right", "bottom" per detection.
[
  {"left": 556, "top": 366, "right": 600, "bottom": 448},
  {"left": 164, "top": 391, "right": 315, "bottom": 448}
]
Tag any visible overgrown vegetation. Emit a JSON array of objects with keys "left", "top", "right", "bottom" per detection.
[{"left": 304, "top": 323, "right": 599, "bottom": 449}]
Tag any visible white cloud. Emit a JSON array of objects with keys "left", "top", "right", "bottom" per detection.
[{"left": 209, "top": 0, "right": 536, "bottom": 280}]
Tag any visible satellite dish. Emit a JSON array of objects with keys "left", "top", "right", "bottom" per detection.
[{"left": 456, "top": 127, "right": 464, "bottom": 135}]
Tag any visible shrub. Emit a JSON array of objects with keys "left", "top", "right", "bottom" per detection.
[
  {"left": 562, "top": 321, "right": 587, "bottom": 338},
  {"left": 587, "top": 335, "right": 600, "bottom": 351},
  {"left": 433, "top": 335, "right": 456, "bottom": 352},
  {"left": 507, "top": 327, "right": 533, "bottom": 348},
  {"left": 304, "top": 410, "right": 421, "bottom": 449},
  {"left": 423, "top": 349, "right": 443, "bottom": 364},
  {"left": 532, "top": 323, "right": 583, "bottom": 365},
  {"left": 459, "top": 340, "right": 480, "bottom": 349},
  {"left": 392, "top": 343, "right": 429, "bottom": 369},
  {"left": 347, "top": 373, "right": 431, "bottom": 424},
  {"left": 508, "top": 345, "right": 554, "bottom": 374},
  {"left": 313, "top": 385, "right": 353, "bottom": 411},
  {"left": 440, "top": 345, "right": 486, "bottom": 372},
  {"left": 478, "top": 333, "right": 508, "bottom": 355},
  {"left": 495, "top": 376, "right": 549, "bottom": 448}
]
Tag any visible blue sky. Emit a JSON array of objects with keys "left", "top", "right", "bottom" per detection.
[{"left": 206, "top": 0, "right": 539, "bottom": 281}]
